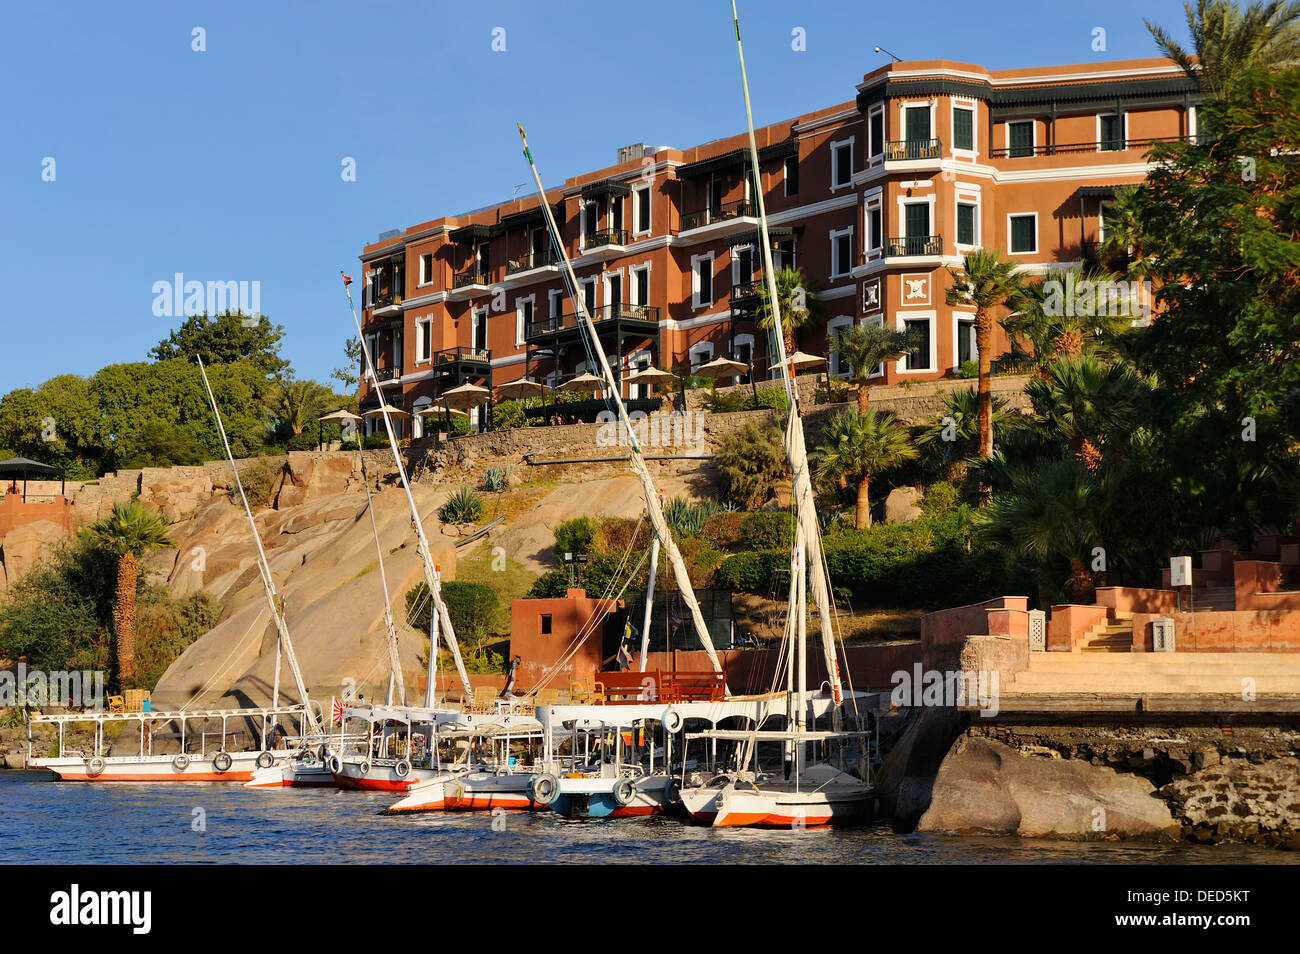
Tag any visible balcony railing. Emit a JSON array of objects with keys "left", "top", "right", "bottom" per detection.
[
  {"left": 581, "top": 228, "right": 628, "bottom": 249},
  {"left": 432, "top": 346, "right": 491, "bottom": 366},
  {"left": 527, "top": 303, "right": 660, "bottom": 338},
  {"left": 730, "top": 279, "right": 764, "bottom": 306},
  {"left": 884, "top": 139, "right": 942, "bottom": 161},
  {"left": 371, "top": 290, "right": 402, "bottom": 309},
  {"left": 372, "top": 366, "right": 403, "bottom": 383},
  {"left": 452, "top": 268, "right": 491, "bottom": 289},
  {"left": 886, "top": 235, "right": 942, "bottom": 257},
  {"left": 680, "top": 199, "right": 756, "bottom": 232},
  {"left": 506, "top": 249, "right": 558, "bottom": 275},
  {"left": 989, "top": 135, "right": 1194, "bottom": 158}
]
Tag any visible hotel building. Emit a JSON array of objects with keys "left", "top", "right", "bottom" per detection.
[{"left": 356, "top": 56, "right": 1200, "bottom": 433}]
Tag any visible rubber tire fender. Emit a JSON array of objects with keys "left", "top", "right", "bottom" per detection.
[
  {"left": 172, "top": 754, "right": 191, "bottom": 772},
  {"left": 394, "top": 758, "right": 412, "bottom": 779},
  {"left": 86, "top": 756, "right": 106, "bottom": 777},
  {"left": 612, "top": 777, "right": 636, "bottom": 807},
  {"left": 256, "top": 751, "right": 274, "bottom": 769},
  {"left": 661, "top": 707, "right": 684, "bottom": 733},
  {"left": 213, "top": 752, "right": 233, "bottom": 773},
  {"left": 530, "top": 772, "right": 559, "bottom": 805}
]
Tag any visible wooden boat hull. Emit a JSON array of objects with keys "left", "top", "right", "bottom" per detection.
[
  {"left": 682, "top": 780, "right": 872, "bottom": 828},
  {"left": 548, "top": 775, "right": 673, "bottom": 819},
  {"left": 35, "top": 752, "right": 277, "bottom": 783},
  {"left": 385, "top": 770, "right": 542, "bottom": 813}
]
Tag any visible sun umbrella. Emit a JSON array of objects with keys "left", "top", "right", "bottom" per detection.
[
  {"left": 494, "top": 378, "right": 546, "bottom": 400},
  {"left": 439, "top": 383, "right": 492, "bottom": 410},
  {"left": 628, "top": 367, "right": 678, "bottom": 382},
  {"left": 362, "top": 407, "right": 410, "bottom": 418},
  {"left": 558, "top": 372, "right": 604, "bottom": 392},
  {"left": 769, "top": 350, "right": 827, "bottom": 372},
  {"left": 693, "top": 356, "right": 749, "bottom": 379},
  {"left": 417, "top": 401, "right": 466, "bottom": 417},
  {"left": 318, "top": 409, "right": 362, "bottom": 423}
]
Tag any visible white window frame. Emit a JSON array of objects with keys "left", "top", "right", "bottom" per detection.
[
  {"left": 415, "top": 317, "right": 433, "bottom": 364},
  {"left": 895, "top": 310, "right": 937, "bottom": 374},
  {"left": 951, "top": 311, "right": 977, "bottom": 371},
  {"left": 1005, "top": 119, "right": 1037, "bottom": 157},
  {"left": 578, "top": 277, "right": 599, "bottom": 315},
  {"left": 783, "top": 156, "right": 798, "bottom": 197},
  {"left": 418, "top": 253, "right": 434, "bottom": 287},
  {"left": 1098, "top": 199, "right": 1116, "bottom": 244},
  {"left": 1007, "top": 212, "right": 1039, "bottom": 255},
  {"left": 864, "top": 314, "right": 886, "bottom": 378},
  {"left": 549, "top": 288, "right": 565, "bottom": 319},
  {"left": 471, "top": 305, "right": 490, "bottom": 353},
  {"left": 830, "top": 226, "right": 854, "bottom": 278},
  {"left": 898, "top": 100, "right": 937, "bottom": 148},
  {"left": 896, "top": 194, "right": 937, "bottom": 245},
  {"left": 633, "top": 186, "right": 651, "bottom": 237},
  {"left": 1095, "top": 111, "right": 1129, "bottom": 152},
  {"left": 951, "top": 98, "right": 977, "bottom": 157},
  {"left": 625, "top": 348, "right": 652, "bottom": 398},
  {"left": 602, "top": 268, "right": 625, "bottom": 315},
  {"left": 580, "top": 200, "right": 598, "bottom": 247},
  {"left": 515, "top": 294, "right": 535, "bottom": 348},
  {"left": 730, "top": 244, "right": 754, "bottom": 285},
  {"left": 688, "top": 340, "right": 714, "bottom": 373},
  {"left": 954, "top": 184, "right": 981, "bottom": 251},
  {"left": 732, "top": 332, "right": 755, "bottom": 365},
  {"left": 867, "top": 105, "right": 886, "bottom": 164},
  {"left": 1188, "top": 105, "right": 1198, "bottom": 142},
  {"left": 864, "top": 187, "right": 884, "bottom": 260},
  {"left": 631, "top": 264, "right": 651, "bottom": 306},
  {"left": 691, "top": 252, "right": 715, "bottom": 309},
  {"left": 826, "top": 315, "right": 854, "bottom": 377},
  {"left": 830, "top": 136, "right": 855, "bottom": 190}
]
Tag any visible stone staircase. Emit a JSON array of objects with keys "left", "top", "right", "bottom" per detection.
[
  {"left": 1008, "top": 651, "right": 1300, "bottom": 696},
  {"left": 1080, "top": 617, "right": 1134, "bottom": 653}
]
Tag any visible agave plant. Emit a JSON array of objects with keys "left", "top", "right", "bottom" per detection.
[
  {"left": 483, "top": 465, "right": 511, "bottom": 492},
  {"left": 439, "top": 485, "right": 484, "bottom": 524}
]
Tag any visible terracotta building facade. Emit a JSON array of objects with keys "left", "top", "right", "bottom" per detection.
[{"left": 357, "top": 57, "right": 1200, "bottom": 433}]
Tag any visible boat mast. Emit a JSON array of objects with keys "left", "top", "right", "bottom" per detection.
[
  {"left": 196, "top": 357, "right": 322, "bottom": 736},
  {"left": 637, "top": 533, "right": 660, "bottom": 672},
  {"left": 342, "top": 275, "right": 474, "bottom": 697},
  {"left": 359, "top": 454, "right": 406, "bottom": 706},
  {"left": 729, "top": 0, "right": 844, "bottom": 710},
  {"left": 516, "top": 125, "right": 728, "bottom": 685}
]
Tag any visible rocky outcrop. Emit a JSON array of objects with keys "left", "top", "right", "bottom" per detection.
[
  {"left": 884, "top": 486, "right": 924, "bottom": 525},
  {"left": 918, "top": 735, "right": 1181, "bottom": 840},
  {"left": 0, "top": 519, "right": 68, "bottom": 599},
  {"left": 1160, "top": 758, "right": 1300, "bottom": 850},
  {"left": 874, "top": 707, "right": 968, "bottom": 832}
]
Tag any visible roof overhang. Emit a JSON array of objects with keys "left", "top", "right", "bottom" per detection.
[{"left": 676, "top": 139, "right": 798, "bottom": 180}]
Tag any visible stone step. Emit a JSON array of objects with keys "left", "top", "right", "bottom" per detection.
[
  {"left": 1026, "top": 654, "right": 1300, "bottom": 674},
  {"left": 1007, "top": 679, "right": 1300, "bottom": 695}
]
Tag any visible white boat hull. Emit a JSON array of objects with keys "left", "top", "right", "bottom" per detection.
[
  {"left": 681, "top": 774, "right": 872, "bottom": 828},
  {"left": 385, "top": 769, "right": 542, "bottom": 813},
  {"left": 33, "top": 751, "right": 287, "bottom": 783}
]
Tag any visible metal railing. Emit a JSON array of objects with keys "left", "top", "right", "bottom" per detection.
[
  {"left": 581, "top": 228, "right": 628, "bottom": 249},
  {"left": 886, "top": 234, "right": 942, "bottom": 257},
  {"left": 372, "top": 366, "right": 402, "bottom": 383},
  {"left": 506, "top": 248, "right": 558, "bottom": 275},
  {"left": 884, "top": 138, "right": 942, "bottom": 160},
  {"left": 730, "top": 279, "right": 764, "bottom": 304},
  {"left": 452, "top": 268, "right": 491, "bottom": 288},
  {"left": 989, "top": 135, "right": 1195, "bottom": 158},
  {"left": 371, "top": 290, "right": 402, "bottom": 309},
  {"left": 680, "top": 199, "right": 756, "bottom": 232},
  {"left": 526, "top": 303, "right": 660, "bottom": 338},
  {"left": 432, "top": 346, "right": 491, "bottom": 365}
]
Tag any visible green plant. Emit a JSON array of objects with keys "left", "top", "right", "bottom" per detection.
[
  {"left": 810, "top": 408, "right": 918, "bottom": 529},
  {"left": 363, "top": 433, "right": 390, "bottom": 450},
  {"left": 701, "top": 512, "right": 743, "bottom": 549},
  {"left": 553, "top": 516, "right": 596, "bottom": 558},
  {"left": 439, "top": 485, "right": 484, "bottom": 524},
  {"left": 958, "top": 360, "right": 979, "bottom": 379},
  {"left": 339, "top": 440, "right": 360, "bottom": 451},
  {"left": 704, "top": 389, "right": 746, "bottom": 413},
  {"left": 745, "top": 387, "right": 789, "bottom": 411},
  {"left": 739, "top": 511, "right": 794, "bottom": 551},
  {"left": 831, "top": 322, "right": 913, "bottom": 413},
  {"left": 663, "top": 497, "right": 719, "bottom": 537},
  {"left": 525, "top": 570, "right": 570, "bottom": 599},
  {"left": 921, "top": 481, "right": 960, "bottom": 517},
  {"left": 232, "top": 456, "right": 285, "bottom": 509},
  {"left": 483, "top": 465, "right": 510, "bottom": 491},
  {"left": 405, "top": 581, "right": 499, "bottom": 657},
  {"left": 715, "top": 420, "right": 789, "bottom": 510}
]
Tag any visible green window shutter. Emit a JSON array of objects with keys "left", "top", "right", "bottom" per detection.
[
  {"left": 1009, "top": 121, "right": 1034, "bottom": 157},
  {"left": 1010, "top": 215, "right": 1036, "bottom": 253},
  {"left": 953, "top": 108, "right": 973, "bottom": 151},
  {"left": 957, "top": 204, "right": 975, "bottom": 246}
]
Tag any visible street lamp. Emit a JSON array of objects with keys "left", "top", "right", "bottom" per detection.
[{"left": 874, "top": 45, "right": 903, "bottom": 63}]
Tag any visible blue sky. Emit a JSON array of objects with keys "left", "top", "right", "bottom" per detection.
[{"left": 0, "top": 0, "right": 1189, "bottom": 393}]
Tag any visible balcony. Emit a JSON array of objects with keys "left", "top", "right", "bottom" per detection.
[
  {"left": 526, "top": 303, "right": 660, "bottom": 341},
  {"left": 884, "top": 139, "right": 942, "bottom": 161},
  {"left": 447, "top": 268, "right": 492, "bottom": 301},
  {"left": 989, "top": 135, "right": 1193, "bottom": 159},
  {"left": 679, "top": 199, "right": 758, "bottom": 242},
  {"left": 432, "top": 346, "right": 491, "bottom": 368},
  {"left": 730, "top": 279, "right": 764, "bottom": 310},
  {"left": 370, "top": 290, "right": 403, "bottom": 318},
  {"left": 372, "top": 366, "right": 403, "bottom": 387},
  {"left": 506, "top": 248, "right": 560, "bottom": 278},
  {"left": 886, "top": 235, "right": 942, "bottom": 258},
  {"left": 579, "top": 228, "right": 629, "bottom": 260}
]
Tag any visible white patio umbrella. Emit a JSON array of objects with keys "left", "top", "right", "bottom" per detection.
[
  {"left": 769, "top": 350, "right": 827, "bottom": 372},
  {"left": 494, "top": 378, "right": 547, "bottom": 401},
  {"left": 439, "top": 383, "right": 492, "bottom": 409},
  {"left": 317, "top": 409, "right": 362, "bottom": 424},
  {"left": 558, "top": 372, "right": 604, "bottom": 392},
  {"left": 693, "top": 356, "right": 749, "bottom": 379}
]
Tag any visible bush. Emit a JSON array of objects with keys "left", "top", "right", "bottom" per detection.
[
  {"left": 740, "top": 511, "right": 794, "bottom": 551},
  {"left": 131, "top": 589, "right": 222, "bottom": 689},
  {"left": 591, "top": 517, "right": 641, "bottom": 555},
  {"left": 704, "top": 389, "right": 747, "bottom": 413},
  {"left": 483, "top": 465, "right": 510, "bottom": 491},
  {"left": 715, "top": 550, "right": 788, "bottom": 593},
  {"left": 405, "top": 581, "right": 499, "bottom": 656},
  {"left": 716, "top": 420, "right": 789, "bottom": 509},
  {"left": 525, "top": 570, "right": 570, "bottom": 599},
  {"left": 234, "top": 456, "right": 285, "bottom": 509},
  {"left": 553, "top": 516, "right": 596, "bottom": 557},
  {"left": 439, "top": 485, "right": 484, "bottom": 524},
  {"left": 449, "top": 416, "right": 471, "bottom": 437},
  {"left": 363, "top": 433, "right": 390, "bottom": 450},
  {"left": 921, "top": 481, "right": 960, "bottom": 517},
  {"left": 338, "top": 440, "right": 360, "bottom": 451},
  {"left": 701, "top": 512, "right": 743, "bottom": 549},
  {"left": 745, "top": 387, "right": 789, "bottom": 411},
  {"left": 286, "top": 432, "right": 320, "bottom": 451},
  {"left": 663, "top": 497, "right": 720, "bottom": 536},
  {"left": 958, "top": 360, "right": 979, "bottom": 379}
]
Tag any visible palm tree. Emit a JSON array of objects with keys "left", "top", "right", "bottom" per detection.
[
  {"left": 85, "top": 500, "right": 174, "bottom": 684},
  {"left": 916, "top": 387, "right": 1015, "bottom": 482},
  {"left": 831, "top": 322, "right": 913, "bottom": 414},
  {"left": 811, "top": 408, "right": 917, "bottom": 529},
  {"left": 1025, "top": 356, "right": 1147, "bottom": 472},
  {"left": 263, "top": 379, "right": 332, "bottom": 437},
  {"left": 1147, "top": 0, "right": 1300, "bottom": 97},
  {"left": 945, "top": 248, "right": 1025, "bottom": 460},
  {"left": 757, "top": 267, "right": 825, "bottom": 357},
  {"left": 1005, "top": 266, "right": 1135, "bottom": 374},
  {"left": 1097, "top": 186, "right": 1150, "bottom": 277},
  {"left": 977, "top": 458, "right": 1107, "bottom": 604}
]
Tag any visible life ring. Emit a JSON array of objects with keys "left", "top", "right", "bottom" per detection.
[
  {"left": 359, "top": 760, "right": 371, "bottom": 776},
  {"left": 256, "top": 751, "right": 274, "bottom": 769},
  {"left": 328, "top": 755, "right": 342, "bottom": 774},
  {"left": 317, "top": 743, "right": 330, "bottom": 762},
  {"left": 529, "top": 772, "right": 559, "bottom": 805},
  {"left": 612, "top": 777, "right": 636, "bottom": 807},
  {"left": 665, "top": 779, "right": 682, "bottom": 805},
  {"left": 394, "top": 759, "right": 412, "bottom": 779},
  {"left": 661, "top": 707, "right": 683, "bottom": 733},
  {"left": 213, "top": 752, "right": 233, "bottom": 773},
  {"left": 86, "top": 756, "right": 105, "bottom": 777},
  {"left": 172, "top": 754, "right": 190, "bottom": 772}
]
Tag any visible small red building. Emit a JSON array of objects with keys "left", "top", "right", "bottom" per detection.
[{"left": 508, "top": 589, "right": 625, "bottom": 693}]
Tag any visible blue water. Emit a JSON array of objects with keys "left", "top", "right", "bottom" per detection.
[{"left": 0, "top": 771, "right": 1293, "bottom": 864}]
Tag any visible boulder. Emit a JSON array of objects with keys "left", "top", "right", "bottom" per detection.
[
  {"left": 918, "top": 735, "right": 1180, "bottom": 840},
  {"left": 874, "top": 707, "right": 969, "bottom": 832},
  {"left": 0, "top": 519, "right": 70, "bottom": 598},
  {"left": 884, "top": 486, "right": 924, "bottom": 524}
]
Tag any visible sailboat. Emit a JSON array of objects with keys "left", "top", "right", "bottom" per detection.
[
  {"left": 28, "top": 358, "right": 325, "bottom": 782},
  {"left": 676, "top": 0, "right": 874, "bottom": 827}
]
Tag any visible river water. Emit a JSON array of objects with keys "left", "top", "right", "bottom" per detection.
[{"left": 0, "top": 771, "right": 1292, "bottom": 864}]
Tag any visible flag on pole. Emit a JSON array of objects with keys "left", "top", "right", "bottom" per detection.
[
  {"left": 341, "top": 272, "right": 353, "bottom": 287},
  {"left": 331, "top": 697, "right": 344, "bottom": 725}
]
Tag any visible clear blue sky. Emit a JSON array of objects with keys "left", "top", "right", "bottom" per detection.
[{"left": 0, "top": 0, "right": 1189, "bottom": 393}]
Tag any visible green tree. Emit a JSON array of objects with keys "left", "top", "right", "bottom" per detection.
[
  {"left": 1024, "top": 357, "right": 1147, "bottom": 470},
  {"left": 715, "top": 419, "right": 790, "bottom": 510},
  {"left": 151, "top": 311, "right": 290, "bottom": 379},
  {"left": 916, "top": 387, "right": 1015, "bottom": 483},
  {"left": 1005, "top": 267, "right": 1135, "bottom": 370},
  {"left": 831, "top": 322, "right": 912, "bottom": 413},
  {"left": 1146, "top": 0, "right": 1300, "bottom": 96},
  {"left": 757, "top": 267, "right": 825, "bottom": 356},
  {"left": 945, "top": 248, "right": 1025, "bottom": 460},
  {"left": 84, "top": 501, "right": 175, "bottom": 683},
  {"left": 263, "top": 379, "right": 334, "bottom": 437},
  {"left": 811, "top": 408, "right": 917, "bottom": 530},
  {"left": 331, "top": 336, "right": 364, "bottom": 393}
]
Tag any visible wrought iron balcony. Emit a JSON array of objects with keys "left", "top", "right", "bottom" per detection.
[
  {"left": 681, "top": 199, "right": 756, "bottom": 233},
  {"left": 432, "top": 346, "right": 491, "bottom": 366},
  {"left": 884, "top": 139, "right": 942, "bottom": 161},
  {"left": 506, "top": 249, "right": 558, "bottom": 275},
  {"left": 886, "top": 235, "right": 942, "bottom": 257},
  {"left": 989, "top": 135, "right": 1195, "bottom": 158},
  {"left": 526, "top": 303, "right": 660, "bottom": 339},
  {"left": 730, "top": 279, "right": 764, "bottom": 307},
  {"left": 371, "top": 290, "right": 402, "bottom": 310},
  {"left": 581, "top": 228, "right": 628, "bottom": 250},
  {"left": 452, "top": 268, "right": 491, "bottom": 289},
  {"left": 372, "top": 366, "right": 403, "bottom": 384}
]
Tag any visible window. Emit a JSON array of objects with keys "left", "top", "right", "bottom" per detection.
[
  {"left": 582, "top": 200, "right": 598, "bottom": 242},
  {"left": 1007, "top": 121, "right": 1034, "bottom": 158},
  {"left": 416, "top": 318, "right": 432, "bottom": 362},
  {"left": 733, "top": 334, "right": 754, "bottom": 384},
  {"left": 831, "top": 228, "right": 853, "bottom": 277},
  {"left": 634, "top": 186, "right": 651, "bottom": 234},
  {"left": 903, "top": 317, "right": 932, "bottom": 371},
  {"left": 1008, "top": 214, "right": 1037, "bottom": 254},
  {"left": 732, "top": 245, "right": 753, "bottom": 285},
  {"left": 957, "top": 203, "right": 977, "bottom": 247},
  {"left": 902, "top": 203, "right": 932, "bottom": 254},
  {"left": 689, "top": 340, "right": 714, "bottom": 372},
  {"left": 775, "top": 239, "right": 796, "bottom": 271},
  {"left": 827, "top": 317, "right": 854, "bottom": 377},
  {"left": 540, "top": 614, "right": 552, "bottom": 635},
  {"left": 1099, "top": 113, "right": 1124, "bottom": 151},
  {"left": 953, "top": 107, "right": 974, "bottom": 151},
  {"left": 956, "top": 317, "right": 977, "bottom": 366},
  {"left": 582, "top": 278, "right": 597, "bottom": 315},
  {"left": 692, "top": 253, "right": 714, "bottom": 307},
  {"left": 831, "top": 138, "right": 853, "bottom": 188},
  {"left": 869, "top": 108, "right": 884, "bottom": 159},
  {"left": 632, "top": 266, "right": 650, "bottom": 306},
  {"left": 865, "top": 195, "right": 883, "bottom": 254},
  {"left": 904, "top": 106, "right": 931, "bottom": 145},
  {"left": 473, "top": 307, "right": 488, "bottom": 352},
  {"left": 707, "top": 176, "right": 723, "bottom": 214},
  {"left": 419, "top": 253, "right": 433, "bottom": 286},
  {"left": 516, "top": 296, "right": 534, "bottom": 346},
  {"left": 549, "top": 288, "right": 564, "bottom": 319},
  {"left": 784, "top": 156, "right": 799, "bottom": 196},
  {"left": 475, "top": 241, "right": 490, "bottom": 275}
]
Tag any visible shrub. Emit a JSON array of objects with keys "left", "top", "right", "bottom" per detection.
[
  {"left": 439, "top": 485, "right": 484, "bottom": 524},
  {"left": 716, "top": 420, "right": 789, "bottom": 509},
  {"left": 525, "top": 570, "right": 570, "bottom": 599},
  {"left": 483, "top": 465, "right": 510, "bottom": 491},
  {"left": 338, "top": 440, "right": 360, "bottom": 451},
  {"left": 286, "top": 432, "right": 320, "bottom": 451},
  {"left": 715, "top": 550, "right": 787, "bottom": 593},
  {"left": 132, "top": 589, "right": 222, "bottom": 689},
  {"left": 740, "top": 511, "right": 794, "bottom": 551},
  {"left": 921, "top": 481, "right": 960, "bottom": 517},
  {"left": 363, "top": 433, "right": 390, "bottom": 450},
  {"left": 553, "top": 516, "right": 596, "bottom": 557},
  {"left": 704, "top": 390, "right": 746, "bottom": 413},
  {"left": 745, "top": 387, "right": 789, "bottom": 411},
  {"left": 449, "top": 416, "right": 471, "bottom": 437},
  {"left": 405, "top": 581, "right": 499, "bottom": 656},
  {"left": 958, "top": 360, "right": 979, "bottom": 379},
  {"left": 663, "top": 496, "right": 719, "bottom": 536},
  {"left": 592, "top": 517, "right": 641, "bottom": 555},
  {"left": 701, "top": 512, "right": 743, "bottom": 549},
  {"left": 234, "top": 456, "right": 285, "bottom": 509}
]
